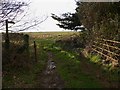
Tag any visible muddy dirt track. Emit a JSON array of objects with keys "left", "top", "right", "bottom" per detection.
[{"left": 36, "top": 52, "right": 64, "bottom": 89}]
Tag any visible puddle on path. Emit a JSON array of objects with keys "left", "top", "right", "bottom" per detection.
[{"left": 37, "top": 52, "right": 64, "bottom": 89}]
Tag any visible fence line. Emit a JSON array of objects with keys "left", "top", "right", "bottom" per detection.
[
  {"left": 94, "top": 41, "right": 120, "bottom": 51},
  {"left": 91, "top": 48, "right": 118, "bottom": 63},
  {"left": 91, "top": 38, "right": 120, "bottom": 67},
  {"left": 2, "top": 33, "right": 29, "bottom": 53},
  {"left": 97, "top": 38, "right": 120, "bottom": 44},
  {"left": 92, "top": 45, "right": 119, "bottom": 56}
]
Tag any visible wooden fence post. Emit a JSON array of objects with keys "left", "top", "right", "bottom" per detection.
[
  {"left": 23, "top": 34, "right": 29, "bottom": 53},
  {"left": 34, "top": 41, "right": 37, "bottom": 62},
  {"left": 5, "top": 20, "right": 9, "bottom": 49},
  {"left": 5, "top": 19, "right": 15, "bottom": 49}
]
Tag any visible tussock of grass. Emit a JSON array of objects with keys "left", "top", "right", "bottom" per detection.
[{"left": 88, "top": 54, "right": 101, "bottom": 63}]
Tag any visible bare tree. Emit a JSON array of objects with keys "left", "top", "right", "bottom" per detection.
[{"left": 0, "top": 0, "right": 48, "bottom": 32}]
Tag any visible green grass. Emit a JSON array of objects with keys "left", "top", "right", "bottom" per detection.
[
  {"left": 2, "top": 37, "right": 49, "bottom": 88},
  {"left": 87, "top": 53, "right": 120, "bottom": 83},
  {"left": 30, "top": 32, "right": 120, "bottom": 88},
  {"left": 54, "top": 51, "right": 102, "bottom": 88},
  {"left": 3, "top": 32, "right": 119, "bottom": 88},
  {"left": 88, "top": 54, "right": 101, "bottom": 64},
  {"left": 43, "top": 43, "right": 102, "bottom": 88}
]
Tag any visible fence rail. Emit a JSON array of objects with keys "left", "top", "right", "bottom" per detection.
[
  {"left": 92, "top": 45, "right": 119, "bottom": 56},
  {"left": 94, "top": 41, "right": 120, "bottom": 51},
  {"left": 96, "top": 38, "right": 120, "bottom": 44},
  {"left": 91, "top": 38, "right": 120, "bottom": 67},
  {"left": 91, "top": 48, "right": 118, "bottom": 63}
]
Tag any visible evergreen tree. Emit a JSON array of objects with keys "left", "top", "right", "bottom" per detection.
[{"left": 51, "top": 12, "right": 83, "bottom": 31}]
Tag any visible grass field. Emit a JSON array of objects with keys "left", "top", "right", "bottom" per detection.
[{"left": 2, "top": 31, "right": 119, "bottom": 88}]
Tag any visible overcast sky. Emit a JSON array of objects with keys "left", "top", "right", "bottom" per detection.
[{"left": 27, "top": 0, "right": 76, "bottom": 32}]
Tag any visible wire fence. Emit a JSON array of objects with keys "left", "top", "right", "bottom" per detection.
[{"left": 2, "top": 33, "right": 30, "bottom": 68}]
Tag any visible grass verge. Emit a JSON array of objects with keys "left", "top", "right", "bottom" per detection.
[
  {"left": 2, "top": 38, "right": 48, "bottom": 88},
  {"left": 43, "top": 44, "right": 103, "bottom": 88}
]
